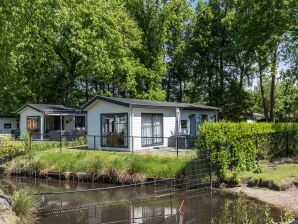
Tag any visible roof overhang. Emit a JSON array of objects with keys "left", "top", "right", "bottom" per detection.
[
  {"left": 16, "top": 104, "right": 42, "bottom": 113},
  {"left": 81, "top": 96, "right": 130, "bottom": 111},
  {"left": 82, "top": 96, "right": 221, "bottom": 112}
]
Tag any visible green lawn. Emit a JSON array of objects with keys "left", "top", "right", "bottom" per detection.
[
  {"left": 8, "top": 149, "right": 196, "bottom": 180},
  {"left": 240, "top": 163, "right": 298, "bottom": 188}
]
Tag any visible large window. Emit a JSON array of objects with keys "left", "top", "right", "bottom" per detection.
[
  {"left": 27, "top": 116, "right": 40, "bottom": 134},
  {"left": 141, "top": 114, "right": 163, "bottom": 147},
  {"left": 101, "top": 113, "right": 128, "bottom": 148}
]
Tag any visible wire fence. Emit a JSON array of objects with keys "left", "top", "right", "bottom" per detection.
[
  {"left": 20, "top": 133, "right": 198, "bottom": 157},
  {"left": 31, "top": 151, "right": 214, "bottom": 215}
]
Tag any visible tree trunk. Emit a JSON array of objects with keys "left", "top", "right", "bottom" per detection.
[
  {"left": 65, "top": 60, "right": 77, "bottom": 106},
  {"left": 269, "top": 51, "right": 277, "bottom": 123},
  {"left": 258, "top": 62, "right": 269, "bottom": 121},
  {"left": 178, "top": 71, "right": 183, "bottom": 102},
  {"left": 85, "top": 78, "right": 89, "bottom": 103}
]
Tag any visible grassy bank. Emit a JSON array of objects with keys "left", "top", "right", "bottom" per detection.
[
  {"left": 7, "top": 149, "right": 196, "bottom": 183},
  {"left": 240, "top": 162, "right": 298, "bottom": 190}
]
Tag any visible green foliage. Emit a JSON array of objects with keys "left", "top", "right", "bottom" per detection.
[
  {"left": 211, "top": 195, "right": 294, "bottom": 224},
  {"left": 0, "top": 140, "right": 24, "bottom": 163},
  {"left": 241, "top": 163, "right": 298, "bottom": 188},
  {"left": 0, "top": 0, "right": 297, "bottom": 121},
  {"left": 12, "top": 189, "right": 37, "bottom": 219},
  {"left": 9, "top": 150, "right": 195, "bottom": 179},
  {"left": 197, "top": 122, "right": 298, "bottom": 181}
]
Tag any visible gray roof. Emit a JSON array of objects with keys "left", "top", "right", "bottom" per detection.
[
  {"left": 16, "top": 104, "right": 84, "bottom": 115},
  {"left": 82, "top": 95, "right": 221, "bottom": 111},
  {"left": 0, "top": 112, "right": 17, "bottom": 118}
]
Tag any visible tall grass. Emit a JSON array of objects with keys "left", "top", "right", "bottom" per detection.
[
  {"left": 12, "top": 189, "right": 38, "bottom": 223},
  {"left": 8, "top": 150, "right": 196, "bottom": 181}
]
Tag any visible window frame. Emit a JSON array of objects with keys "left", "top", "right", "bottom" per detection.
[
  {"left": 4, "top": 123, "right": 11, "bottom": 129},
  {"left": 141, "top": 113, "right": 164, "bottom": 147},
  {"left": 100, "top": 113, "right": 129, "bottom": 148},
  {"left": 75, "top": 116, "right": 85, "bottom": 129},
  {"left": 26, "top": 116, "right": 40, "bottom": 132}
]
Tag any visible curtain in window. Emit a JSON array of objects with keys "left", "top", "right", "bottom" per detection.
[
  {"left": 141, "top": 114, "right": 153, "bottom": 146},
  {"left": 141, "top": 114, "right": 163, "bottom": 146}
]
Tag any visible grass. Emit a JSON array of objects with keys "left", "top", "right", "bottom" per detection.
[
  {"left": 240, "top": 163, "right": 298, "bottom": 188},
  {"left": 7, "top": 149, "right": 196, "bottom": 181},
  {"left": 12, "top": 189, "right": 38, "bottom": 223}
]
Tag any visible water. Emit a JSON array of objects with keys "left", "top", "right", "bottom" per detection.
[{"left": 0, "top": 176, "right": 286, "bottom": 224}]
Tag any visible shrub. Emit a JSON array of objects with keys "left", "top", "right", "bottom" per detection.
[
  {"left": 0, "top": 140, "right": 25, "bottom": 163},
  {"left": 12, "top": 189, "right": 38, "bottom": 222},
  {"left": 197, "top": 122, "right": 298, "bottom": 182}
]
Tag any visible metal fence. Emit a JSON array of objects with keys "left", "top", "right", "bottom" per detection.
[
  {"left": 23, "top": 133, "right": 198, "bottom": 156},
  {"left": 242, "top": 130, "right": 298, "bottom": 158},
  {"left": 31, "top": 151, "right": 214, "bottom": 215}
]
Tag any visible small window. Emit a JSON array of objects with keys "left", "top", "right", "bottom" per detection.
[
  {"left": 181, "top": 120, "right": 187, "bottom": 129},
  {"left": 4, "top": 123, "right": 11, "bottom": 129},
  {"left": 75, "top": 116, "right": 85, "bottom": 128}
]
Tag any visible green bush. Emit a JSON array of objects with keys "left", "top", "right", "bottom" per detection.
[
  {"left": 12, "top": 189, "right": 37, "bottom": 219},
  {"left": 0, "top": 140, "right": 24, "bottom": 163},
  {"left": 197, "top": 122, "right": 298, "bottom": 182}
]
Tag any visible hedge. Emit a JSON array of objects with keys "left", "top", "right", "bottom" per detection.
[{"left": 197, "top": 122, "right": 298, "bottom": 182}]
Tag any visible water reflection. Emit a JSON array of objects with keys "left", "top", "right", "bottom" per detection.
[{"left": 0, "top": 176, "right": 285, "bottom": 224}]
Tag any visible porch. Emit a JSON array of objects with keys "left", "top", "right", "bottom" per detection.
[{"left": 28, "top": 113, "right": 86, "bottom": 140}]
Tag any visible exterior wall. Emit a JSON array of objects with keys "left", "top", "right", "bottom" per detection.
[
  {"left": 0, "top": 117, "right": 17, "bottom": 134},
  {"left": 180, "top": 110, "right": 218, "bottom": 135},
  {"left": 64, "top": 115, "right": 76, "bottom": 131},
  {"left": 86, "top": 100, "right": 130, "bottom": 151},
  {"left": 19, "top": 107, "right": 42, "bottom": 137},
  {"left": 85, "top": 99, "right": 219, "bottom": 152},
  {"left": 132, "top": 107, "right": 176, "bottom": 151}
]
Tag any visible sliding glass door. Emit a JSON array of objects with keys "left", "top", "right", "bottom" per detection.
[
  {"left": 101, "top": 113, "right": 128, "bottom": 148},
  {"left": 141, "top": 113, "right": 163, "bottom": 146}
]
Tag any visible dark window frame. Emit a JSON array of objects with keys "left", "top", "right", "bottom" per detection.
[
  {"left": 75, "top": 116, "right": 85, "bottom": 129},
  {"left": 141, "top": 113, "right": 164, "bottom": 147},
  {"left": 4, "top": 123, "right": 11, "bottom": 129},
  {"left": 100, "top": 113, "right": 129, "bottom": 148},
  {"left": 181, "top": 120, "right": 187, "bottom": 129}
]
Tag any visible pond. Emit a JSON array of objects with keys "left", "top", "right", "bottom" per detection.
[{"left": 0, "top": 176, "right": 286, "bottom": 224}]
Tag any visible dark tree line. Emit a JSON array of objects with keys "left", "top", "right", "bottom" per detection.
[{"left": 0, "top": 0, "right": 297, "bottom": 121}]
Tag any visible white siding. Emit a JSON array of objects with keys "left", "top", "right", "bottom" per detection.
[
  {"left": 0, "top": 118, "right": 17, "bottom": 134},
  {"left": 19, "top": 107, "right": 43, "bottom": 137},
  {"left": 180, "top": 110, "right": 218, "bottom": 135},
  {"left": 64, "top": 115, "right": 76, "bottom": 130},
  {"left": 132, "top": 107, "right": 176, "bottom": 151},
  {"left": 86, "top": 100, "right": 130, "bottom": 151},
  {"left": 85, "top": 100, "right": 219, "bottom": 152}
]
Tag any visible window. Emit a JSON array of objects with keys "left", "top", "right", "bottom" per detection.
[
  {"left": 101, "top": 113, "right": 128, "bottom": 148},
  {"left": 75, "top": 116, "right": 85, "bottom": 128},
  {"left": 181, "top": 120, "right": 187, "bottom": 129},
  {"left": 4, "top": 123, "right": 11, "bottom": 129},
  {"left": 27, "top": 116, "right": 40, "bottom": 133},
  {"left": 202, "top": 114, "right": 208, "bottom": 122},
  {"left": 141, "top": 114, "right": 163, "bottom": 147}
]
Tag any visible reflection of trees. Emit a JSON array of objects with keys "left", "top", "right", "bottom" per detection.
[{"left": 211, "top": 195, "right": 282, "bottom": 224}]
